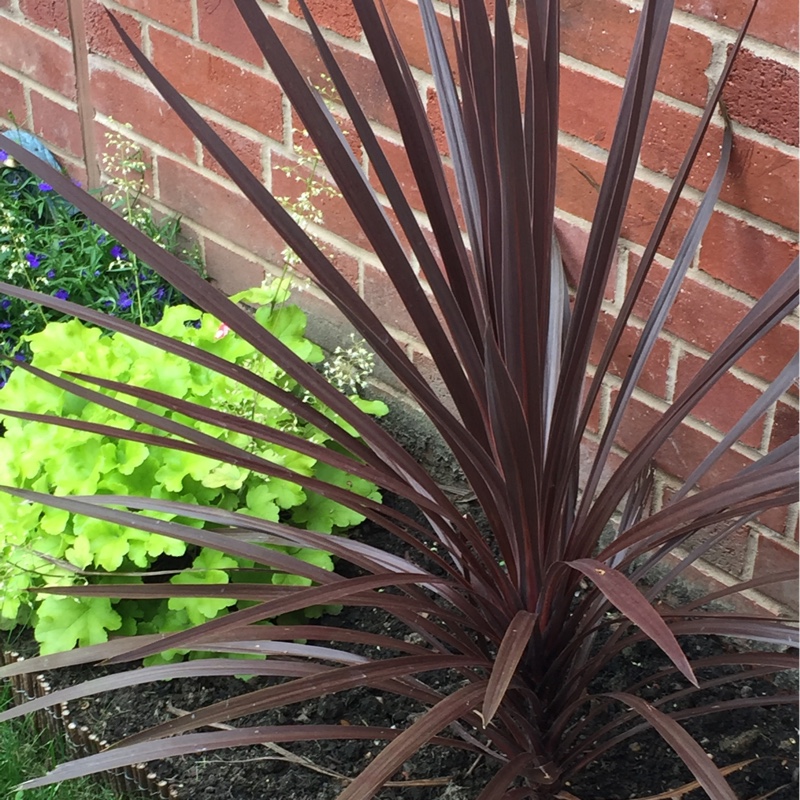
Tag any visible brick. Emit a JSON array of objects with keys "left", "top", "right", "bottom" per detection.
[
  {"left": 288, "top": 0, "right": 362, "bottom": 41},
  {"left": 758, "top": 505, "right": 790, "bottom": 537},
  {"left": 20, "top": 0, "right": 70, "bottom": 36},
  {"left": 770, "top": 401, "right": 799, "bottom": 451},
  {"left": 615, "top": 395, "right": 753, "bottom": 487},
  {"left": 109, "top": 0, "right": 194, "bottom": 36},
  {"left": 149, "top": 28, "right": 284, "bottom": 141},
  {"left": 362, "top": 262, "right": 418, "bottom": 337},
  {"left": 674, "top": 350, "right": 764, "bottom": 448},
  {"left": 367, "top": 135, "right": 423, "bottom": 212},
  {"left": 559, "top": 67, "right": 622, "bottom": 151},
  {"left": 426, "top": 87, "right": 448, "bottom": 158},
  {"left": 30, "top": 90, "right": 83, "bottom": 159},
  {"left": 0, "top": 16, "right": 77, "bottom": 99},
  {"left": 89, "top": 67, "right": 196, "bottom": 159},
  {"left": 723, "top": 48, "right": 799, "bottom": 146},
  {"left": 655, "top": 552, "right": 770, "bottom": 616},
  {"left": 699, "top": 212, "right": 798, "bottom": 299},
  {"left": 0, "top": 70, "right": 27, "bottom": 124},
  {"left": 273, "top": 19, "right": 398, "bottom": 132},
  {"left": 271, "top": 151, "right": 369, "bottom": 251},
  {"left": 382, "top": 0, "right": 457, "bottom": 75},
  {"left": 290, "top": 108, "right": 363, "bottom": 166},
  {"left": 737, "top": 320, "right": 800, "bottom": 386},
  {"left": 200, "top": 119, "right": 264, "bottom": 181},
  {"left": 198, "top": 0, "right": 265, "bottom": 66},
  {"left": 642, "top": 103, "right": 799, "bottom": 233},
  {"left": 555, "top": 144, "right": 697, "bottom": 258},
  {"left": 751, "top": 533, "right": 799, "bottom": 609},
  {"left": 684, "top": 521, "right": 753, "bottom": 579},
  {"left": 84, "top": 1, "right": 143, "bottom": 70},
  {"left": 556, "top": 0, "right": 713, "bottom": 107},
  {"left": 202, "top": 237, "right": 268, "bottom": 296},
  {"left": 157, "top": 155, "right": 287, "bottom": 266},
  {"left": 590, "top": 311, "right": 673, "bottom": 400},
  {"left": 676, "top": 0, "right": 799, "bottom": 53}
]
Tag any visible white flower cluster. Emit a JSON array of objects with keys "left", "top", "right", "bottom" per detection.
[
  {"left": 323, "top": 333, "right": 375, "bottom": 395},
  {"left": 101, "top": 121, "right": 152, "bottom": 230}
]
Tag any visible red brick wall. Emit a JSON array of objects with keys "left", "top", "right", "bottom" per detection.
[{"left": 0, "top": 0, "right": 797, "bottom": 608}]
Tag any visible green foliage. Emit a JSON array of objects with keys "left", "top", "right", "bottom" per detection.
[
  {"left": 0, "top": 678, "right": 120, "bottom": 800},
  {"left": 0, "top": 125, "right": 202, "bottom": 384},
  {"left": 0, "top": 283, "right": 386, "bottom": 658}
]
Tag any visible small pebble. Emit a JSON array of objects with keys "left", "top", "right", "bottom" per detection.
[
  {"left": 739, "top": 685, "right": 754, "bottom": 698},
  {"left": 629, "top": 742, "right": 641, "bottom": 752}
]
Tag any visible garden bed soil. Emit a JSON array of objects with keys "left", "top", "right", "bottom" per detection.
[{"left": 3, "top": 507, "right": 798, "bottom": 799}]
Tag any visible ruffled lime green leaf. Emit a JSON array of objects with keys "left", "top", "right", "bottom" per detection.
[{"left": 34, "top": 595, "right": 122, "bottom": 655}]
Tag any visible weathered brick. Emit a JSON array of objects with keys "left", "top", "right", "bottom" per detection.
[
  {"left": 288, "top": 0, "right": 362, "bottom": 41},
  {"left": 150, "top": 28, "right": 284, "bottom": 142},
  {"left": 20, "top": 0, "right": 69, "bottom": 36},
  {"left": 556, "top": 0, "right": 713, "bottom": 107},
  {"left": 202, "top": 237, "right": 268, "bottom": 296},
  {"left": 84, "top": 1, "right": 143, "bottom": 70},
  {"left": 737, "top": 320, "right": 799, "bottom": 386},
  {"left": 426, "top": 87, "right": 448, "bottom": 158},
  {"left": 89, "top": 67, "right": 196, "bottom": 159},
  {"left": 382, "top": 0, "right": 457, "bottom": 74},
  {"left": 157, "top": 155, "right": 286, "bottom": 265},
  {"left": 590, "top": 311, "right": 673, "bottom": 400},
  {"left": 642, "top": 102, "right": 799, "bottom": 233},
  {"left": 272, "top": 151, "right": 370, "bottom": 254},
  {"left": 362, "top": 262, "right": 418, "bottom": 337},
  {"left": 198, "top": 0, "right": 265, "bottom": 66},
  {"left": 0, "top": 70, "right": 27, "bottom": 125},
  {"left": 676, "top": 0, "right": 799, "bottom": 53},
  {"left": 273, "top": 19, "right": 398, "bottom": 132},
  {"left": 751, "top": 533, "right": 799, "bottom": 609},
  {"left": 109, "top": 0, "right": 194, "bottom": 36},
  {"left": 674, "top": 350, "right": 765, "bottom": 448},
  {"left": 30, "top": 90, "right": 83, "bottom": 159},
  {"left": 723, "top": 48, "right": 799, "bottom": 146},
  {"left": 699, "top": 212, "right": 798, "bottom": 299},
  {"left": 770, "top": 401, "right": 799, "bottom": 451},
  {"left": 558, "top": 66, "right": 621, "bottom": 151},
  {"left": 683, "top": 521, "right": 753, "bottom": 579},
  {"left": 0, "top": 16, "right": 77, "bottom": 99},
  {"left": 200, "top": 119, "right": 264, "bottom": 182},
  {"left": 616, "top": 395, "right": 753, "bottom": 488},
  {"left": 555, "top": 144, "right": 697, "bottom": 258}
]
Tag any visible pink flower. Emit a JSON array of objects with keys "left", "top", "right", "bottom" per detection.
[{"left": 214, "top": 323, "right": 230, "bottom": 340}]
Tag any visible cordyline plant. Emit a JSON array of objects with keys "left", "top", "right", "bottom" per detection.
[{"left": 0, "top": 0, "right": 797, "bottom": 797}]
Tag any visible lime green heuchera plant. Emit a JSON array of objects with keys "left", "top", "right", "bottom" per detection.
[
  {"left": 0, "top": 0, "right": 797, "bottom": 798},
  {"left": 0, "top": 280, "right": 385, "bottom": 659}
]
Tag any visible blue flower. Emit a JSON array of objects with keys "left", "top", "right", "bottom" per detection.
[
  {"left": 110, "top": 245, "right": 127, "bottom": 259},
  {"left": 38, "top": 182, "right": 53, "bottom": 192},
  {"left": 0, "top": 321, "right": 11, "bottom": 330},
  {"left": 0, "top": 150, "right": 7, "bottom": 162},
  {"left": 54, "top": 288, "right": 69, "bottom": 300},
  {"left": 0, "top": 299, "right": 10, "bottom": 310},
  {"left": 98, "top": 234, "right": 107, "bottom": 245},
  {"left": 155, "top": 287, "right": 166, "bottom": 301},
  {"left": 94, "top": 269, "right": 100, "bottom": 276},
  {"left": 13, "top": 352, "right": 26, "bottom": 362},
  {"left": 118, "top": 291, "right": 132, "bottom": 310},
  {"left": 47, "top": 269, "right": 56, "bottom": 279},
  {"left": 25, "top": 253, "right": 41, "bottom": 269}
]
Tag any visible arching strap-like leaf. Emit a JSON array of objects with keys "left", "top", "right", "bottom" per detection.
[
  {"left": 481, "top": 610, "right": 538, "bottom": 726},
  {"left": 605, "top": 693, "right": 738, "bottom": 800},
  {"left": 337, "top": 681, "right": 488, "bottom": 800},
  {"left": 566, "top": 559, "right": 696, "bottom": 686}
]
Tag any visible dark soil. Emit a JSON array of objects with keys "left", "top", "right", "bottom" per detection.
[{"left": 3, "top": 504, "right": 798, "bottom": 799}]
